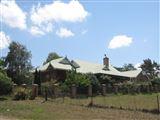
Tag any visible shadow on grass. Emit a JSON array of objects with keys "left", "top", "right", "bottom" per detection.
[
  {"left": 0, "top": 97, "right": 8, "bottom": 101},
  {"left": 86, "top": 104, "right": 160, "bottom": 115}
]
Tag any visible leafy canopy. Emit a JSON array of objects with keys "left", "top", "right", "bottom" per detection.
[
  {"left": 140, "top": 58, "right": 159, "bottom": 79},
  {"left": 115, "top": 63, "right": 136, "bottom": 72},
  {"left": 43, "top": 52, "right": 61, "bottom": 65},
  {"left": 5, "top": 41, "right": 33, "bottom": 84}
]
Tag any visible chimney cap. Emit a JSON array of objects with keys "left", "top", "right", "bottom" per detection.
[{"left": 104, "top": 54, "right": 108, "bottom": 58}]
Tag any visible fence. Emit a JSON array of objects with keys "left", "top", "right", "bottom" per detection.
[
  {"left": 12, "top": 83, "right": 160, "bottom": 114},
  {"left": 12, "top": 84, "right": 39, "bottom": 100},
  {"left": 40, "top": 84, "right": 160, "bottom": 114}
]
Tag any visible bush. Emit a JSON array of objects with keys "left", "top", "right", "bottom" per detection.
[
  {"left": 64, "top": 71, "right": 91, "bottom": 93},
  {"left": 0, "top": 72, "right": 12, "bottom": 95},
  {"left": 151, "top": 77, "right": 160, "bottom": 85},
  {"left": 87, "top": 73, "right": 100, "bottom": 93},
  {"left": 58, "top": 71, "right": 92, "bottom": 94},
  {"left": 13, "top": 87, "right": 28, "bottom": 100}
]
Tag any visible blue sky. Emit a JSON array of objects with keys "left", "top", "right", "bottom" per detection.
[{"left": 0, "top": 0, "right": 159, "bottom": 68}]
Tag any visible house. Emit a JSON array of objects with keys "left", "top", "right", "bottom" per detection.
[{"left": 33, "top": 55, "right": 145, "bottom": 84}]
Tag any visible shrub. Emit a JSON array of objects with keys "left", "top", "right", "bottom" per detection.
[
  {"left": 87, "top": 73, "right": 100, "bottom": 93},
  {"left": 0, "top": 72, "right": 12, "bottom": 95},
  {"left": 64, "top": 71, "right": 91, "bottom": 90},
  {"left": 151, "top": 77, "right": 160, "bottom": 85},
  {"left": 28, "top": 89, "right": 35, "bottom": 100},
  {"left": 13, "top": 87, "right": 28, "bottom": 100},
  {"left": 59, "top": 71, "right": 91, "bottom": 94}
]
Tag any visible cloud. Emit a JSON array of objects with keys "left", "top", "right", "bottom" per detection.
[
  {"left": 0, "top": 31, "right": 11, "bottom": 50},
  {"left": 30, "top": 0, "right": 89, "bottom": 36},
  {"left": 31, "top": 0, "right": 88, "bottom": 25},
  {"left": 108, "top": 35, "right": 133, "bottom": 49},
  {"left": 0, "top": 0, "right": 27, "bottom": 30},
  {"left": 134, "top": 63, "right": 141, "bottom": 69},
  {"left": 30, "top": 26, "right": 45, "bottom": 36},
  {"left": 56, "top": 28, "right": 74, "bottom": 38}
]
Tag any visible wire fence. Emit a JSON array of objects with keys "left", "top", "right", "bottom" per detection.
[
  {"left": 12, "top": 83, "right": 160, "bottom": 114},
  {"left": 40, "top": 85, "right": 160, "bottom": 114}
]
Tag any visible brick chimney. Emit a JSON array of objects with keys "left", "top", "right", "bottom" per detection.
[{"left": 103, "top": 54, "right": 109, "bottom": 67}]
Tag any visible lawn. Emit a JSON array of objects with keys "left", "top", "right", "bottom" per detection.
[
  {"left": 63, "top": 93, "right": 160, "bottom": 111},
  {"left": 0, "top": 93, "right": 159, "bottom": 120}
]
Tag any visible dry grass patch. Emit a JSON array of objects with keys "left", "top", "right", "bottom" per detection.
[{"left": 0, "top": 94, "right": 159, "bottom": 120}]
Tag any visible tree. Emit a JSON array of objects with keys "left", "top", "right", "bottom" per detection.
[
  {"left": 43, "top": 52, "right": 61, "bottom": 65},
  {"left": 122, "top": 64, "right": 136, "bottom": 71},
  {"left": 99, "top": 74, "right": 114, "bottom": 85},
  {"left": 140, "top": 58, "right": 159, "bottom": 79},
  {"left": 115, "top": 64, "right": 136, "bottom": 72},
  {"left": 5, "top": 41, "right": 33, "bottom": 84},
  {"left": 0, "top": 57, "right": 5, "bottom": 73},
  {"left": 0, "top": 58, "right": 12, "bottom": 95},
  {"left": 0, "top": 72, "right": 12, "bottom": 95}
]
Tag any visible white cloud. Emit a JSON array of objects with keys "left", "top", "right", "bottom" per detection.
[
  {"left": 30, "top": 26, "right": 45, "bottom": 36},
  {"left": 56, "top": 28, "right": 74, "bottom": 38},
  {"left": 134, "top": 63, "right": 141, "bottom": 69},
  {"left": 0, "top": 0, "right": 27, "bottom": 30},
  {"left": 31, "top": 0, "right": 88, "bottom": 25},
  {"left": 0, "top": 31, "right": 11, "bottom": 49},
  {"left": 30, "top": 0, "right": 88, "bottom": 36},
  {"left": 108, "top": 35, "right": 133, "bottom": 49}
]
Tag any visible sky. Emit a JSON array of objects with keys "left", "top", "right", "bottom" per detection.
[{"left": 0, "top": 0, "right": 159, "bottom": 68}]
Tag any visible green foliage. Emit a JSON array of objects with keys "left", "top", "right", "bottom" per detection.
[
  {"left": 140, "top": 59, "right": 159, "bottom": 79},
  {"left": 0, "top": 72, "right": 12, "bottom": 95},
  {"left": 43, "top": 52, "right": 61, "bottom": 65},
  {"left": 12, "top": 87, "right": 35, "bottom": 100},
  {"left": 4, "top": 41, "right": 33, "bottom": 85},
  {"left": 0, "top": 58, "right": 5, "bottom": 71},
  {"left": 115, "top": 64, "right": 136, "bottom": 72},
  {"left": 60, "top": 82, "right": 70, "bottom": 93},
  {"left": 99, "top": 74, "right": 114, "bottom": 85},
  {"left": 87, "top": 73, "right": 100, "bottom": 93},
  {"left": 67, "top": 71, "right": 90, "bottom": 86},
  {"left": 63, "top": 71, "right": 91, "bottom": 92},
  {"left": 122, "top": 63, "right": 136, "bottom": 71},
  {"left": 151, "top": 77, "right": 160, "bottom": 85}
]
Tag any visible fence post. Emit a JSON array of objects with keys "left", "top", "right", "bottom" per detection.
[
  {"left": 114, "top": 85, "right": 118, "bottom": 94},
  {"left": 137, "top": 86, "right": 140, "bottom": 94},
  {"left": 22, "top": 84, "right": 27, "bottom": 89},
  {"left": 12, "top": 83, "right": 17, "bottom": 93},
  {"left": 88, "top": 85, "right": 93, "bottom": 106},
  {"left": 88, "top": 85, "right": 92, "bottom": 97},
  {"left": 71, "top": 84, "right": 76, "bottom": 98},
  {"left": 155, "top": 85, "right": 158, "bottom": 93},
  {"left": 13, "top": 83, "right": 17, "bottom": 88},
  {"left": 157, "top": 94, "right": 160, "bottom": 113},
  {"left": 45, "top": 86, "right": 48, "bottom": 101},
  {"left": 146, "top": 85, "right": 150, "bottom": 93},
  {"left": 102, "top": 84, "right": 106, "bottom": 96},
  {"left": 31, "top": 84, "right": 38, "bottom": 99}
]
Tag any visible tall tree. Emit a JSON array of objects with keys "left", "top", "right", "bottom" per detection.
[
  {"left": 43, "top": 52, "right": 61, "bottom": 65},
  {"left": 122, "top": 63, "right": 136, "bottom": 71},
  {"left": 5, "top": 41, "right": 33, "bottom": 84},
  {"left": 140, "top": 58, "right": 159, "bottom": 79},
  {"left": 115, "top": 64, "right": 136, "bottom": 72},
  {"left": 0, "top": 57, "right": 5, "bottom": 73}
]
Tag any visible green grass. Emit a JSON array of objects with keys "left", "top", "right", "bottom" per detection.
[
  {"left": 55, "top": 93, "right": 159, "bottom": 110},
  {"left": 0, "top": 93, "right": 160, "bottom": 120}
]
